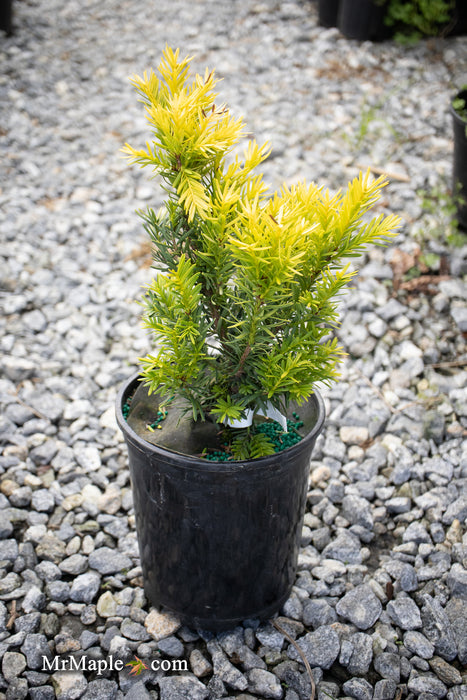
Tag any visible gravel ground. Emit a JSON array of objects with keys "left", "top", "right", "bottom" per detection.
[{"left": 1, "top": 1, "right": 467, "bottom": 698}]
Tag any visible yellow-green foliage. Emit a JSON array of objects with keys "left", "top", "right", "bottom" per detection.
[{"left": 124, "top": 46, "right": 400, "bottom": 433}]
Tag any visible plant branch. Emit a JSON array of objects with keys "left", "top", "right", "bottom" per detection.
[
  {"left": 6, "top": 600, "right": 17, "bottom": 630},
  {"left": 235, "top": 343, "right": 251, "bottom": 379},
  {"left": 356, "top": 163, "right": 410, "bottom": 183},
  {"left": 12, "top": 392, "right": 47, "bottom": 421},
  {"left": 427, "top": 358, "right": 467, "bottom": 369}
]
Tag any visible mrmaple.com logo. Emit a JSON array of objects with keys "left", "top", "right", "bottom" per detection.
[{"left": 42, "top": 654, "right": 188, "bottom": 675}]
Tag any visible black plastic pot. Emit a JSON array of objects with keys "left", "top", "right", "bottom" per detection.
[
  {"left": 446, "top": 0, "right": 467, "bottom": 37},
  {"left": 338, "top": 0, "right": 389, "bottom": 41},
  {"left": 116, "top": 373, "right": 325, "bottom": 630},
  {"left": 451, "top": 90, "right": 467, "bottom": 231},
  {"left": 0, "top": 0, "right": 13, "bottom": 35},
  {"left": 318, "top": 0, "right": 341, "bottom": 28}
]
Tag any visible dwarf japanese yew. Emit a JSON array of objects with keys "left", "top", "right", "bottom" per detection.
[{"left": 123, "top": 46, "right": 400, "bottom": 458}]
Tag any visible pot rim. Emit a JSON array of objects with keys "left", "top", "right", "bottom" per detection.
[{"left": 116, "top": 371, "right": 326, "bottom": 471}]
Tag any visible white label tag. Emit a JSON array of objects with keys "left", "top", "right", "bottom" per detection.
[{"left": 225, "top": 402, "right": 288, "bottom": 432}]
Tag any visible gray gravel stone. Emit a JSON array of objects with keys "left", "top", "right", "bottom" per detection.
[
  {"left": 335, "top": 584, "right": 382, "bottom": 630},
  {"left": 287, "top": 626, "right": 340, "bottom": 670},
  {"left": 157, "top": 635, "right": 184, "bottom": 657},
  {"left": 387, "top": 595, "right": 423, "bottom": 630},
  {"left": 373, "top": 679, "right": 398, "bottom": 700},
  {"left": 14, "top": 612, "right": 41, "bottom": 634},
  {"left": 445, "top": 597, "right": 467, "bottom": 664},
  {"left": 21, "top": 633, "right": 53, "bottom": 670},
  {"left": 123, "top": 681, "right": 151, "bottom": 700},
  {"left": 423, "top": 411, "right": 446, "bottom": 444},
  {"left": 247, "top": 668, "right": 283, "bottom": 699},
  {"left": 302, "top": 599, "right": 337, "bottom": 628},
  {"left": 31, "top": 489, "right": 56, "bottom": 513},
  {"left": 69, "top": 572, "right": 101, "bottom": 603},
  {"left": 207, "top": 640, "right": 248, "bottom": 691},
  {"left": 36, "top": 534, "right": 67, "bottom": 564},
  {"left": 341, "top": 495, "right": 374, "bottom": 530},
  {"left": 6, "top": 678, "right": 28, "bottom": 700},
  {"left": 321, "top": 530, "right": 362, "bottom": 564},
  {"left": 45, "top": 581, "right": 70, "bottom": 602},
  {"left": 447, "top": 687, "right": 467, "bottom": 700},
  {"left": 447, "top": 563, "right": 467, "bottom": 598},
  {"left": 1, "top": 357, "right": 37, "bottom": 382},
  {"left": 190, "top": 649, "right": 213, "bottom": 678},
  {"left": 451, "top": 306, "right": 467, "bottom": 332},
  {"left": 428, "top": 656, "right": 463, "bottom": 686},
  {"left": 22, "top": 586, "right": 46, "bottom": 613},
  {"left": 75, "top": 446, "right": 101, "bottom": 472},
  {"left": 342, "top": 677, "right": 373, "bottom": 700},
  {"left": 0, "top": 512, "right": 14, "bottom": 539},
  {"left": 0, "top": 539, "right": 19, "bottom": 562},
  {"left": 120, "top": 618, "right": 150, "bottom": 642},
  {"left": 421, "top": 596, "right": 458, "bottom": 661},
  {"left": 235, "top": 643, "right": 268, "bottom": 671},
  {"left": 159, "top": 674, "right": 210, "bottom": 700},
  {"left": 59, "top": 554, "right": 88, "bottom": 576},
  {"left": 407, "top": 671, "right": 448, "bottom": 698},
  {"left": 341, "top": 632, "right": 373, "bottom": 675},
  {"left": 51, "top": 672, "right": 88, "bottom": 700},
  {"left": 82, "top": 679, "right": 119, "bottom": 699},
  {"left": 2, "top": 651, "right": 27, "bottom": 681},
  {"left": 378, "top": 299, "right": 407, "bottom": 322},
  {"left": 0, "top": 572, "right": 20, "bottom": 598},
  {"left": 88, "top": 547, "right": 132, "bottom": 575},
  {"left": 403, "top": 630, "right": 435, "bottom": 659},
  {"left": 442, "top": 496, "right": 467, "bottom": 525},
  {"left": 29, "top": 688, "right": 55, "bottom": 700},
  {"left": 29, "top": 442, "right": 59, "bottom": 467},
  {"left": 80, "top": 631, "right": 99, "bottom": 651},
  {"left": 402, "top": 521, "right": 432, "bottom": 544},
  {"left": 317, "top": 683, "right": 340, "bottom": 700},
  {"left": 144, "top": 609, "right": 181, "bottom": 641},
  {"left": 282, "top": 591, "right": 303, "bottom": 620},
  {"left": 373, "top": 652, "right": 401, "bottom": 682},
  {"left": 386, "top": 496, "right": 412, "bottom": 514},
  {"left": 255, "top": 625, "right": 285, "bottom": 651},
  {"left": 207, "top": 676, "right": 227, "bottom": 697},
  {"left": 35, "top": 561, "right": 62, "bottom": 582},
  {"left": 108, "top": 635, "right": 132, "bottom": 661},
  {"left": 399, "top": 563, "right": 419, "bottom": 592}
]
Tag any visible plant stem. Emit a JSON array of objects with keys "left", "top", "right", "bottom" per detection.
[{"left": 272, "top": 619, "right": 316, "bottom": 700}]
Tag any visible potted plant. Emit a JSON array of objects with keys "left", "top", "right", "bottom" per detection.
[
  {"left": 337, "top": 0, "right": 464, "bottom": 42},
  {"left": 384, "top": 0, "right": 457, "bottom": 41},
  {"left": 451, "top": 88, "right": 467, "bottom": 230},
  {"left": 116, "top": 46, "right": 400, "bottom": 629}
]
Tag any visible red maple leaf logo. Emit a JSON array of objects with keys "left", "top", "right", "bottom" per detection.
[{"left": 126, "top": 656, "right": 148, "bottom": 676}]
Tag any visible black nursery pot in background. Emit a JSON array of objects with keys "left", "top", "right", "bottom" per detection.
[
  {"left": 116, "top": 373, "right": 326, "bottom": 630},
  {"left": 338, "top": 0, "right": 389, "bottom": 40},
  {"left": 318, "top": 0, "right": 341, "bottom": 27},
  {"left": 0, "top": 0, "right": 13, "bottom": 35},
  {"left": 451, "top": 90, "right": 467, "bottom": 231},
  {"left": 448, "top": 0, "right": 467, "bottom": 36}
]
